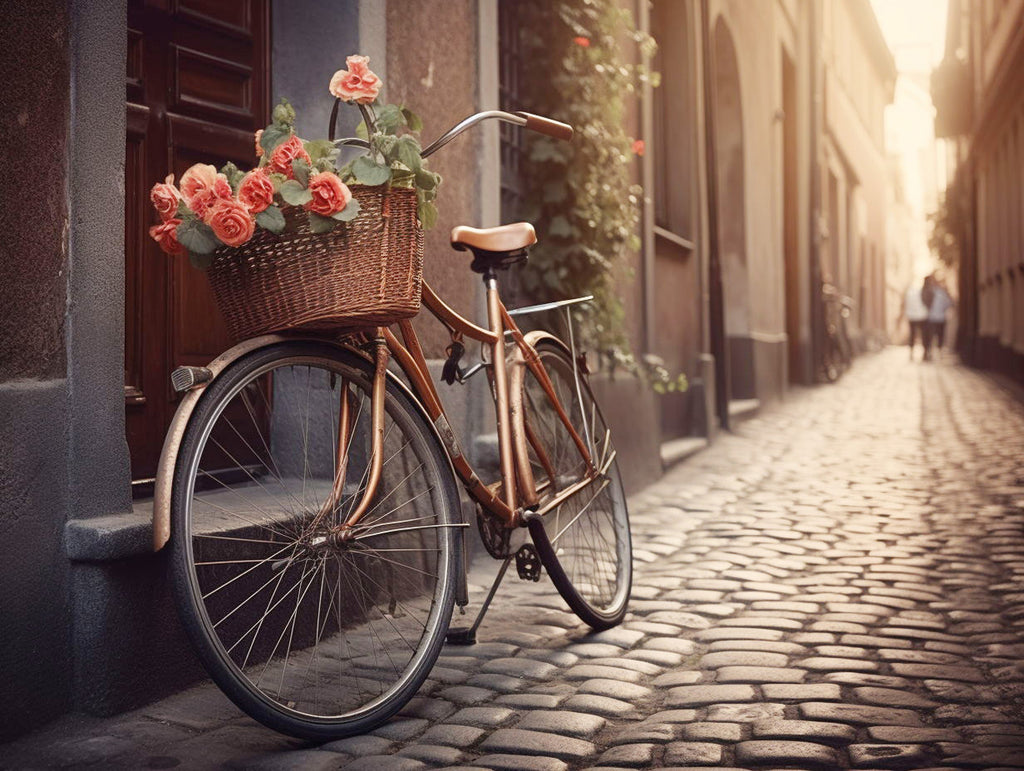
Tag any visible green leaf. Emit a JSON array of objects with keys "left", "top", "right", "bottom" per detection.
[
  {"left": 417, "top": 199, "right": 438, "bottom": 230},
  {"left": 188, "top": 251, "right": 214, "bottom": 270},
  {"left": 351, "top": 155, "right": 392, "bottom": 186},
  {"left": 414, "top": 168, "right": 438, "bottom": 191},
  {"left": 355, "top": 120, "right": 368, "bottom": 140},
  {"left": 401, "top": 107, "right": 423, "bottom": 132},
  {"left": 260, "top": 124, "right": 291, "bottom": 155},
  {"left": 303, "top": 139, "right": 336, "bottom": 165},
  {"left": 176, "top": 199, "right": 191, "bottom": 218},
  {"left": 314, "top": 157, "right": 335, "bottom": 173},
  {"left": 377, "top": 134, "right": 399, "bottom": 158},
  {"left": 307, "top": 212, "right": 339, "bottom": 234},
  {"left": 279, "top": 179, "right": 313, "bottom": 206},
  {"left": 272, "top": 98, "right": 296, "bottom": 126},
  {"left": 255, "top": 205, "right": 286, "bottom": 234},
  {"left": 396, "top": 135, "right": 422, "bottom": 172},
  {"left": 332, "top": 198, "right": 362, "bottom": 222},
  {"left": 176, "top": 218, "right": 219, "bottom": 255},
  {"left": 219, "top": 161, "right": 245, "bottom": 192},
  {"left": 291, "top": 158, "right": 310, "bottom": 187},
  {"left": 375, "top": 103, "right": 404, "bottom": 134}
]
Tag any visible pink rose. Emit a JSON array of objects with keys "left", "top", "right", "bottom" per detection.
[
  {"left": 179, "top": 163, "right": 219, "bottom": 203},
  {"left": 238, "top": 168, "right": 275, "bottom": 213},
  {"left": 329, "top": 55, "right": 382, "bottom": 104},
  {"left": 149, "top": 218, "right": 187, "bottom": 256},
  {"left": 150, "top": 177, "right": 181, "bottom": 222},
  {"left": 206, "top": 199, "right": 255, "bottom": 248},
  {"left": 304, "top": 172, "right": 352, "bottom": 217},
  {"left": 268, "top": 135, "right": 311, "bottom": 177},
  {"left": 254, "top": 129, "right": 264, "bottom": 157},
  {"left": 188, "top": 175, "right": 233, "bottom": 220}
]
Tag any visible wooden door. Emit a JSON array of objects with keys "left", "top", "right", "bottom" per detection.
[{"left": 125, "top": 0, "right": 270, "bottom": 487}]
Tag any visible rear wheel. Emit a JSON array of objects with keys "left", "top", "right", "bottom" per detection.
[
  {"left": 517, "top": 341, "right": 631, "bottom": 629},
  {"left": 170, "top": 341, "right": 460, "bottom": 740}
]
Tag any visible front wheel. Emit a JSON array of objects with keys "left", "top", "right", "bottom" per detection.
[
  {"left": 169, "top": 341, "right": 460, "bottom": 740},
  {"left": 515, "top": 341, "right": 632, "bottom": 629}
]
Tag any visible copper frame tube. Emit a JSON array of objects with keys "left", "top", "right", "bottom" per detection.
[
  {"left": 486, "top": 279, "right": 517, "bottom": 512},
  {"left": 367, "top": 281, "right": 593, "bottom": 529},
  {"left": 334, "top": 332, "right": 389, "bottom": 532},
  {"left": 312, "top": 376, "right": 352, "bottom": 528},
  {"left": 422, "top": 282, "right": 500, "bottom": 344},
  {"left": 382, "top": 325, "right": 516, "bottom": 523}
]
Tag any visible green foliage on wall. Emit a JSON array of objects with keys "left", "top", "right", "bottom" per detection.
[{"left": 514, "top": 0, "right": 657, "bottom": 364}]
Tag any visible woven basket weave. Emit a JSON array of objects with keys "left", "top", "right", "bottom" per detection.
[{"left": 206, "top": 185, "right": 423, "bottom": 341}]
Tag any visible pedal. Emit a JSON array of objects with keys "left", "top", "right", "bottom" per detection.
[{"left": 515, "top": 544, "right": 542, "bottom": 582}]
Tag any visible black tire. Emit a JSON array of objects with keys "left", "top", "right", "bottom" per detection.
[
  {"left": 518, "top": 341, "right": 631, "bottom": 629},
  {"left": 170, "top": 341, "right": 460, "bottom": 740}
]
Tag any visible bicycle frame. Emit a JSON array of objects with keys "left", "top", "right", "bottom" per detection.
[{"left": 329, "top": 276, "right": 602, "bottom": 538}]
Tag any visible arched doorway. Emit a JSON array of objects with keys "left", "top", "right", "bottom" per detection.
[{"left": 711, "top": 19, "right": 754, "bottom": 400}]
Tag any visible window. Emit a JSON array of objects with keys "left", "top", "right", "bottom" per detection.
[
  {"left": 498, "top": 0, "right": 525, "bottom": 222},
  {"left": 651, "top": 0, "right": 695, "bottom": 245}
]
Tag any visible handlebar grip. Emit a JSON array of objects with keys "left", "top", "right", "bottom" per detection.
[{"left": 517, "top": 112, "right": 574, "bottom": 141}]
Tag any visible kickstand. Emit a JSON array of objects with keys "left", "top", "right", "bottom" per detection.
[{"left": 445, "top": 555, "right": 513, "bottom": 645}]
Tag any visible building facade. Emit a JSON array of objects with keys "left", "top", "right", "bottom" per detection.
[
  {"left": 935, "top": 0, "right": 1024, "bottom": 382},
  {"left": 0, "top": 0, "right": 894, "bottom": 737}
]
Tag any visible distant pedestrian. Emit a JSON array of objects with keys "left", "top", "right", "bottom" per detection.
[
  {"left": 927, "top": 274, "right": 954, "bottom": 355},
  {"left": 901, "top": 282, "right": 929, "bottom": 361},
  {"left": 920, "top": 275, "right": 937, "bottom": 361}
]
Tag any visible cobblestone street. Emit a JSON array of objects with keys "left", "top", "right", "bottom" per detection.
[{"left": 5, "top": 348, "right": 1024, "bottom": 770}]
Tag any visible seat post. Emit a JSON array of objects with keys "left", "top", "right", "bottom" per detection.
[{"left": 485, "top": 273, "right": 517, "bottom": 513}]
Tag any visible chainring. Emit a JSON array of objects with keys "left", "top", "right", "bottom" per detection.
[{"left": 476, "top": 508, "right": 513, "bottom": 559}]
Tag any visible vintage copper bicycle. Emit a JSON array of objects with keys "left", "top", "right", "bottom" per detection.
[{"left": 155, "top": 108, "right": 632, "bottom": 739}]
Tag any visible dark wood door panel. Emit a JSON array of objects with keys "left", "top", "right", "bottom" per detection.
[
  {"left": 125, "top": 0, "right": 269, "bottom": 484},
  {"left": 174, "top": 0, "right": 255, "bottom": 38},
  {"left": 171, "top": 45, "right": 255, "bottom": 123}
]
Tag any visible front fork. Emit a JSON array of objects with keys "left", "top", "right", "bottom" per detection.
[{"left": 311, "top": 330, "right": 390, "bottom": 541}]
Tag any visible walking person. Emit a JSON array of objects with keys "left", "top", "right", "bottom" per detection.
[
  {"left": 901, "top": 280, "right": 929, "bottom": 361},
  {"left": 927, "top": 274, "right": 954, "bottom": 356}
]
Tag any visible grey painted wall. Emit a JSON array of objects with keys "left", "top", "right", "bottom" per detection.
[
  {"left": 272, "top": 0, "right": 361, "bottom": 142},
  {"left": 67, "top": 0, "right": 132, "bottom": 522},
  {"left": 0, "top": 1, "right": 74, "bottom": 739}
]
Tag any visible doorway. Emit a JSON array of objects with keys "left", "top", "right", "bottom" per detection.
[{"left": 125, "top": 0, "right": 270, "bottom": 486}]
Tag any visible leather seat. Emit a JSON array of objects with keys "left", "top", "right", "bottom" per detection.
[
  {"left": 451, "top": 222, "right": 537, "bottom": 275},
  {"left": 451, "top": 222, "right": 537, "bottom": 254}
]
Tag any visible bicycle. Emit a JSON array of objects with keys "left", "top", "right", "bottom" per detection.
[
  {"left": 154, "top": 106, "right": 633, "bottom": 740},
  {"left": 821, "top": 282, "right": 853, "bottom": 382}
]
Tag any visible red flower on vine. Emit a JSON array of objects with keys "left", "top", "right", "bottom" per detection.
[
  {"left": 632, "top": 139, "right": 645, "bottom": 157},
  {"left": 573, "top": 36, "right": 590, "bottom": 47}
]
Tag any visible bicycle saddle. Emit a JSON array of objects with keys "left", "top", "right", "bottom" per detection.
[{"left": 451, "top": 223, "right": 537, "bottom": 273}]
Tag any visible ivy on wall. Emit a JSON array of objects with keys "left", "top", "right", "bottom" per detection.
[{"left": 514, "top": 0, "right": 657, "bottom": 371}]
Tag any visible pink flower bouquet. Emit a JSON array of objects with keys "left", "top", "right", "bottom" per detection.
[{"left": 149, "top": 55, "right": 441, "bottom": 268}]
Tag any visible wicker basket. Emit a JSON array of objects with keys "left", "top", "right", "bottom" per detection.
[{"left": 206, "top": 185, "right": 423, "bottom": 341}]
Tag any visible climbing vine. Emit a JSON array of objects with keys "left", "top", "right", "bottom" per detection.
[{"left": 513, "top": 0, "right": 658, "bottom": 372}]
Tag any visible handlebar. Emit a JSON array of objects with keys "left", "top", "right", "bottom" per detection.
[
  {"left": 327, "top": 100, "right": 574, "bottom": 159},
  {"left": 421, "top": 110, "right": 573, "bottom": 158}
]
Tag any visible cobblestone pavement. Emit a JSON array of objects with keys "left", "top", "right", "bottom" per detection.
[{"left": 5, "top": 348, "right": 1024, "bottom": 770}]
